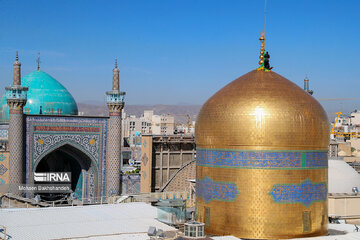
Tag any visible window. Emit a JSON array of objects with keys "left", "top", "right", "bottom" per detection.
[
  {"left": 198, "top": 225, "right": 204, "bottom": 236},
  {"left": 184, "top": 225, "right": 188, "bottom": 236},
  {"left": 189, "top": 226, "right": 196, "bottom": 237}
]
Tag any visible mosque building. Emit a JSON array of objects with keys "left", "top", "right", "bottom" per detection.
[
  {"left": 0, "top": 53, "right": 125, "bottom": 202},
  {"left": 195, "top": 31, "right": 330, "bottom": 238}
]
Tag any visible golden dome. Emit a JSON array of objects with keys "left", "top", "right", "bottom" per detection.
[
  {"left": 195, "top": 70, "right": 330, "bottom": 239},
  {"left": 196, "top": 70, "right": 329, "bottom": 151}
]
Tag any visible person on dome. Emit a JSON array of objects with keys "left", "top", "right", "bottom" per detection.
[{"left": 264, "top": 51, "right": 270, "bottom": 69}]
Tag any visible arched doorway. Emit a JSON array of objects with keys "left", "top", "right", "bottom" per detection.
[{"left": 34, "top": 144, "right": 97, "bottom": 202}]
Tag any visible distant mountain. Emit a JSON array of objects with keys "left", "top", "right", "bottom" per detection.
[
  {"left": 78, "top": 102, "right": 342, "bottom": 124},
  {"left": 77, "top": 103, "right": 202, "bottom": 123},
  {"left": 77, "top": 103, "right": 108, "bottom": 116}
]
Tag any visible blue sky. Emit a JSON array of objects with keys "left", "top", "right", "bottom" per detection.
[{"left": 0, "top": 0, "right": 359, "bottom": 113}]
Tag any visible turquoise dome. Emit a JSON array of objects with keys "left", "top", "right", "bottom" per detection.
[{"left": 0, "top": 70, "right": 78, "bottom": 123}]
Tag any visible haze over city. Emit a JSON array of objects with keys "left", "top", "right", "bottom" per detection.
[{"left": 0, "top": 0, "right": 359, "bottom": 115}]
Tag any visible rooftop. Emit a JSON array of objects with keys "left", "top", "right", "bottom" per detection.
[{"left": 0, "top": 202, "right": 175, "bottom": 240}]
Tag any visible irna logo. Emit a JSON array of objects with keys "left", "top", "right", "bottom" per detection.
[{"left": 34, "top": 172, "right": 71, "bottom": 182}]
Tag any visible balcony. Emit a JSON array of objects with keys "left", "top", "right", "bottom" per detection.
[
  {"left": 5, "top": 86, "right": 28, "bottom": 101},
  {"left": 105, "top": 91, "right": 125, "bottom": 104}
]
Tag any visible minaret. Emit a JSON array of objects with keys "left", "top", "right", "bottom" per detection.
[
  {"left": 304, "top": 76, "right": 314, "bottom": 95},
  {"left": 105, "top": 59, "right": 125, "bottom": 196},
  {"left": 5, "top": 52, "right": 28, "bottom": 195}
]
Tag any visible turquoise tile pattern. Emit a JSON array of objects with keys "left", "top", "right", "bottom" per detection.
[{"left": 0, "top": 70, "right": 78, "bottom": 123}]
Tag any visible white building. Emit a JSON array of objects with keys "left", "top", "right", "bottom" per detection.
[
  {"left": 151, "top": 113, "right": 174, "bottom": 135},
  {"left": 122, "top": 113, "right": 152, "bottom": 138},
  {"left": 123, "top": 110, "right": 175, "bottom": 138},
  {"left": 351, "top": 110, "right": 360, "bottom": 126},
  {"left": 331, "top": 111, "right": 360, "bottom": 139}
]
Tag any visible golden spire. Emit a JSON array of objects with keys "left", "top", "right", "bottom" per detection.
[
  {"left": 257, "top": 0, "right": 271, "bottom": 71},
  {"left": 258, "top": 31, "right": 265, "bottom": 66}
]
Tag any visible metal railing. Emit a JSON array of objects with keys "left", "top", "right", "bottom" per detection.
[{"left": 15, "top": 191, "right": 195, "bottom": 208}]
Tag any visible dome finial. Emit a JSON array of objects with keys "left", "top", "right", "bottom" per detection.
[
  {"left": 258, "top": 31, "right": 265, "bottom": 66},
  {"left": 115, "top": 58, "right": 118, "bottom": 69},
  {"left": 37, "top": 52, "right": 41, "bottom": 71},
  {"left": 257, "top": 0, "right": 272, "bottom": 71},
  {"left": 16, "top": 51, "right": 19, "bottom": 61}
]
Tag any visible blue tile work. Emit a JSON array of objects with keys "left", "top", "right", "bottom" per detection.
[
  {"left": 0, "top": 124, "right": 9, "bottom": 138},
  {"left": 197, "top": 149, "right": 327, "bottom": 169},
  {"left": 0, "top": 164, "right": 8, "bottom": 176},
  {"left": 305, "top": 152, "right": 328, "bottom": 168},
  {"left": 196, "top": 176, "right": 239, "bottom": 203},
  {"left": 25, "top": 115, "right": 108, "bottom": 198},
  {"left": 0, "top": 178, "right": 4, "bottom": 185},
  {"left": 0, "top": 129, "right": 8, "bottom": 138},
  {"left": 0, "top": 154, "right": 5, "bottom": 162},
  {"left": 270, "top": 179, "right": 327, "bottom": 207}
]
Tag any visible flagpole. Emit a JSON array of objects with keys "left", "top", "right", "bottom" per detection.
[{"left": 264, "top": 0, "right": 267, "bottom": 50}]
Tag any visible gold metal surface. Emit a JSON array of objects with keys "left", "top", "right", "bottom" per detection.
[
  {"left": 196, "top": 70, "right": 329, "bottom": 151},
  {"left": 303, "top": 211, "right": 311, "bottom": 233},
  {"left": 259, "top": 32, "right": 265, "bottom": 65},
  {"left": 196, "top": 168, "right": 328, "bottom": 239},
  {"left": 195, "top": 70, "right": 330, "bottom": 239}
]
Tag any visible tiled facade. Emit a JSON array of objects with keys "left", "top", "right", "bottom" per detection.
[
  {"left": 106, "top": 114, "right": 122, "bottom": 196},
  {"left": 0, "top": 152, "right": 10, "bottom": 193},
  {"left": 0, "top": 128, "right": 8, "bottom": 138},
  {"left": 8, "top": 109, "right": 26, "bottom": 194},
  {"left": 25, "top": 115, "right": 108, "bottom": 200},
  {"left": 2, "top": 57, "right": 125, "bottom": 201}
]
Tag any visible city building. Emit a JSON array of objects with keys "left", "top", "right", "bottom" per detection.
[
  {"left": 331, "top": 111, "right": 360, "bottom": 140},
  {"left": 0, "top": 54, "right": 125, "bottom": 202},
  {"left": 151, "top": 113, "right": 175, "bottom": 135},
  {"left": 122, "top": 110, "right": 175, "bottom": 138},
  {"left": 140, "top": 135, "right": 196, "bottom": 193},
  {"left": 350, "top": 110, "right": 360, "bottom": 125},
  {"left": 122, "top": 112, "right": 152, "bottom": 138}
]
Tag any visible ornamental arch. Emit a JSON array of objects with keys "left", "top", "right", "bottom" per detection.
[{"left": 25, "top": 115, "right": 108, "bottom": 202}]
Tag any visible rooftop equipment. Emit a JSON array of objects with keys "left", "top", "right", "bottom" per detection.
[{"left": 156, "top": 199, "right": 186, "bottom": 225}]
